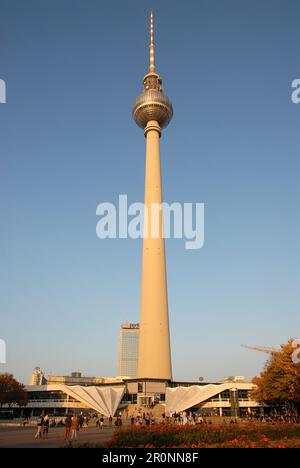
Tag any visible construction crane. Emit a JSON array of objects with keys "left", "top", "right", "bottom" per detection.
[{"left": 241, "top": 344, "right": 280, "bottom": 355}]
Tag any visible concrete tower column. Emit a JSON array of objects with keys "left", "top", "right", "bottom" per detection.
[
  {"left": 132, "top": 12, "right": 173, "bottom": 381},
  {"left": 138, "top": 120, "right": 172, "bottom": 380}
]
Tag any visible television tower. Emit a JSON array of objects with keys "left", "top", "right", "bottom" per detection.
[{"left": 132, "top": 12, "right": 173, "bottom": 380}]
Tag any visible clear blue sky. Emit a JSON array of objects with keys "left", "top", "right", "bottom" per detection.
[{"left": 0, "top": 0, "right": 299, "bottom": 384}]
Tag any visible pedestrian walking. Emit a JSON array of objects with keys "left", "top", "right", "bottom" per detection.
[
  {"left": 34, "top": 415, "right": 44, "bottom": 439},
  {"left": 65, "top": 414, "right": 72, "bottom": 440},
  {"left": 71, "top": 414, "right": 79, "bottom": 440},
  {"left": 43, "top": 414, "right": 50, "bottom": 439},
  {"left": 78, "top": 414, "right": 84, "bottom": 430},
  {"left": 83, "top": 416, "right": 89, "bottom": 428},
  {"left": 100, "top": 415, "right": 104, "bottom": 430},
  {"left": 22, "top": 417, "right": 29, "bottom": 427},
  {"left": 43, "top": 414, "right": 49, "bottom": 439}
]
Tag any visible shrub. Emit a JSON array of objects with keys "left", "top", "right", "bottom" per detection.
[{"left": 106, "top": 423, "right": 300, "bottom": 448}]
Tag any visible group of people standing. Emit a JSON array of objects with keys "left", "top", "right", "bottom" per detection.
[
  {"left": 65, "top": 414, "right": 79, "bottom": 440},
  {"left": 131, "top": 411, "right": 154, "bottom": 426},
  {"left": 169, "top": 411, "right": 219, "bottom": 425},
  {"left": 34, "top": 413, "right": 90, "bottom": 441},
  {"left": 64, "top": 413, "right": 91, "bottom": 440},
  {"left": 34, "top": 412, "right": 118, "bottom": 442},
  {"left": 34, "top": 415, "right": 50, "bottom": 439}
]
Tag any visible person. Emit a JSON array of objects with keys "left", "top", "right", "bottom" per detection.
[
  {"left": 197, "top": 415, "right": 203, "bottom": 425},
  {"left": 22, "top": 417, "right": 29, "bottom": 427},
  {"left": 109, "top": 416, "right": 113, "bottom": 426},
  {"left": 78, "top": 414, "right": 84, "bottom": 430},
  {"left": 43, "top": 415, "right": 49, "bottom": 439},
  {"left": 100, "top": 415, "right": 104, "bottom": 430},
  {"left": 114, "top": 416, "right": 122, "bottom": 427},
  {"left": 34, "top": 415, "right": 44, "bottom": 439},
  {"left": 83, "top": 416, "right": 88, "bottom": 428},
  {"left": 65, "top": 414, "right": 72, "bottom": 440},
  {"left": 71, "top": 414, "right": 78, "bottom": 440}
]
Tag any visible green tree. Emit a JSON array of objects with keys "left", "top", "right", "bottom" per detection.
[
  {"left": 0, "top": 373, "right": 28, "bottom": 410},
  {"left": 251, "top": 339, "right": 300, "bottom": 412}
]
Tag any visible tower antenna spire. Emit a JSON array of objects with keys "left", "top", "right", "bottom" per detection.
[{"left": 149, "top": 11, "right": 155, "bottom": 74}]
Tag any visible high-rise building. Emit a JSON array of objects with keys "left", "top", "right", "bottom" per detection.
[
  {"left": 118, "top": 323, "right": 140, "bottom": 378},
  {"left": 132, "top": 12, "right": 173, "bottom": 380},
  {"left": 29, "top": 367, "right": 46, "bottom": 385}
]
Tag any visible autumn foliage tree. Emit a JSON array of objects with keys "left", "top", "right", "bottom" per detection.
[
  {"left": 251, "top": 340, "right": 300, "bottom": 413},
  {"left": 0, "top": 373, "right": 28, "bottom": 411}
]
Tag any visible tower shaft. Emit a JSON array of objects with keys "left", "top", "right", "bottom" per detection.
[
  {"left": 138, "top": 120, "right": 172, "bottom": 380},
  {"left": 133, "top": 13, "right": 173, "bottom": 381}
]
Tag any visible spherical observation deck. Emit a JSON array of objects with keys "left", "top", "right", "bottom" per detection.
[
  {"left": 132, "top": 73, "right": 173, "bottom": 130},
  {"left": 132, "top": 89, "right": 173, "bottom": 129}
]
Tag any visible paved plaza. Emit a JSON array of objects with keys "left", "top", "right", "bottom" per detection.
[{"left": 0, "top": 423, "right": 121, "bottom": 448}]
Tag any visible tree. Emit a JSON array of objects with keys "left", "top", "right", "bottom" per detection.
[
  {"left": 0, "top": 373, "right": 28, "bottom": 410},
  {"left": 251, "top": 339, "right": 300, "bottom": 413}
]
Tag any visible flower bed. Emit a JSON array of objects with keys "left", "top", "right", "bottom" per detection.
[{"left": 105, "top": 423, "right": 300, "bottom": 448}]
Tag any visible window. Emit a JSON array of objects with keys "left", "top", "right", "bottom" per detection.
[
  {"left": 238, "top": 390, "right": 249, "bottom": 399},
  {"left": 220, "top": 391, "right": 231, "bottom": 400}
]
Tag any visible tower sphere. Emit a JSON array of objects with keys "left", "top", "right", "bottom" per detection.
[{"left": 132, "top": 76, "right": 173, "bottom": 130}]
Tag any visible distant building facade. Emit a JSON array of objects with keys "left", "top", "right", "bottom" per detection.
[
  {"left": 7, "top": 378, "right": 263, "bottom": 419},
  {"left": 118, "top": 323, "right": 140, "bottom": 378},
  {"left": 46, "top": 372, "right": 122, "bottom": 386},
  {"left": 29, "top": 367, "right": 46, "bottom": 386}
]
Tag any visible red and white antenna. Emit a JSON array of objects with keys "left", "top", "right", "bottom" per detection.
[{"left": 149, "top": 11, "right": 155, "bottom": 74}]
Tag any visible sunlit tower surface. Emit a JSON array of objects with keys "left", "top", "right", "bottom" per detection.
[{"left": 132, "top": 12, "right": 173, "bottom": 380}]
